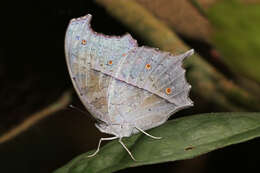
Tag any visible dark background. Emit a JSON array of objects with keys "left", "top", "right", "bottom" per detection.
[{"left": 0, "top": 1, "right": 259, "bottom": 173}]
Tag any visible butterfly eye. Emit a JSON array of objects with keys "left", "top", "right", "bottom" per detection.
[
  {"left": 165, "top": 88, "right": 172, "bottom": 94},
  {"left": 81, "top": 39, "right": 86, "bottom": 45},
  {"left": 145, "top": 64, "right": 151, "bottom": 70},
  {"left": 108, "top": 60, "right": 113, "bottom": 65}
]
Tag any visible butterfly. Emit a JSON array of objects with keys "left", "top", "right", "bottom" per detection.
[{"left": 65, "top": 14, "right": 194, "bottom": 160}]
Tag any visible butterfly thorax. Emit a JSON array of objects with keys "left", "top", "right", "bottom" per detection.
[{"left": 95, "top": 122, "right": 134, "bottom": 137}]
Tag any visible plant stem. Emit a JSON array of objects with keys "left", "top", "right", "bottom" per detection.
[{"left": 0, "top": 90, "right": 72, "bottom": 144}]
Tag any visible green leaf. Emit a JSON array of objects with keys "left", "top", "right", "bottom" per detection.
[
  {"left": 54, "top": 112, "right": 260, "bottom": 173},
  {"left": 208, "top": 0, "right": 260, "bottom": 83}
]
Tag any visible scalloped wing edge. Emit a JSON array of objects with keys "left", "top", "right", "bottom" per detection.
[{"left": 65, "top": 14, "right": 193, "bottom": 107}]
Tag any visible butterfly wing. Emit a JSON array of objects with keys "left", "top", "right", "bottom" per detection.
[
  {"left": 92, "top": 45, "right": 193, "bottom": 105},
  {"left": 65, "top": 14, "right": 136, "bottom": 123},
  {"left": 108, "top": 79, "right": 174, "bottom": 132},
  {"left": 107, "top": 47, "right": 193, "bottom": 131},
  {"left": 65, "top": 14, "right": 193, "bottom": 133}
]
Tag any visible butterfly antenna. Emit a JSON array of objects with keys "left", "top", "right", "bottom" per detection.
[
  {"left": 119, "top": 138, "right": 136, "bottom": 161},
  {"left": 68, "top": 105, "right": 108, "bottom": 125},
  {"left": 68, "top": 104, "right": 88, "bottom": 115}
]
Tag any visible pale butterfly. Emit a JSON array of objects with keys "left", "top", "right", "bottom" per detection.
[{"left": 65, "top": 14, "right": 194, "bottom": 160}]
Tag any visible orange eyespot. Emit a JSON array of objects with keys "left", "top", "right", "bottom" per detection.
[
  {"left": 122, "top": 53, "right": 126, "bottom": 57},
  {"left": 81, "top": 39, "right": 86, "bottom": 45},
  {"left": 165, "top": 88, "right": 172, "bottom": 94},
  {"left": 145, "top": 64, "right": 151, "bottom": 70},
  {"left": 108, "top": 60, "right": 113, "bottom": 65}
]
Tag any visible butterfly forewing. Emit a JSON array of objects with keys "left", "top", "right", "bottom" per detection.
[{"left": 65, "top": 14, "right": 137, "bottom": 123}]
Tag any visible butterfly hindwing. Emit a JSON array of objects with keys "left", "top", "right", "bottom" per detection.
[
  {"left": 103, "top": 46, "right": 194, "bottom": 106},
  {"left": 107, "top": 47, "right": 193, "bottom": 131},
  {"left": 108, "top": 78, "right": 177, "bottom": 132}
]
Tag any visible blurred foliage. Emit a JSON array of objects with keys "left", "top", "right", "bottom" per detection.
[
  {"left": 1, "top": 0, "right": 260, "bottom": 173},
  {"left": 136, "top": 0, "right": 211, "bottom": 42},
  {"left": 96, "top": 0, "right": 260, "bottom": 112},
  {"left": 0, "top": 91, "right": 72, "bottom": 144},
  {"left": 208, "top": 0, "right": 260, "bottom": 83},
  {"left": 54, "top": 112, "right": 260, "bottom": 173},
  {"left": 52, "top": 0, "right": 260, "bottom": 172},
  {"left": 135, "top": 0, "right": 260, "bottom": 84}
]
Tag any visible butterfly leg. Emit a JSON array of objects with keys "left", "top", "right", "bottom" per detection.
[
  {"left": 119, "top": 138, "right": 136, "bottom": 161},
  {"left": 88, "top": 136, "right": 118, "bottom": 157},
  {"left": 135, "top": 127, "right": 162, "bottom": 139}
]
